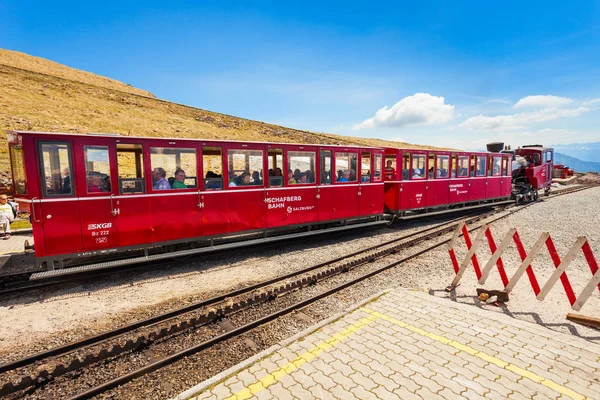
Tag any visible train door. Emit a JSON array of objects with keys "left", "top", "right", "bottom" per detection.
[
  {"left": 224, "top": 145, "right": 267, "bottom": 233},
  {"left": 267, "top": 146, "right": 318, "bottom": 227},
  {"left": 36, "top": 141, "right": 84, "bottom": 255},
  {"left": 487, "top": 155, "right": 503, "bottom": 198},
  {"left": 318, "top": 149, "right": 359, "bottom": 221},
  {"left": 449, "top": 154, "right": 469, "bottom": 203},
  {"left": 427, "top": 153, "right": 450, "bottom": 207},
  {"left": 76, "top": 142, "right": 120, "bottom": 251},
  {"left": 469, "top": 155, "right": 487, "bottom": 200},
  {"left": 401, "top": 151, "right": 427, "bottom": 209},
  {"left": 501, "top": 155, "right": 512, "bottom": 196},
  {"left": 359, "top": 150, "right": 383, "bottom": 215},
  {"left": 200, "top": 146, "right": 228, "bottom": 236},
  {"left": 148, "top": 144, "right": 202, "bottom": 243},
  {"left": 114, "top": 143, "right": 152, "bottom": 247}
]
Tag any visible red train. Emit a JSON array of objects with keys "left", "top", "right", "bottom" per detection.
[{"left": 5, "top": 131, "right": 552, "bottom": 276}]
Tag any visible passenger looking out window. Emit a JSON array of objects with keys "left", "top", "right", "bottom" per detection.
[
  {"left": 288, "top": 169, "right": 296, "bottom": 184},
  {"left": 335, "top": 152, "right": 357, "bottom": 183},
  {"left": 87, "top": 172, "right": 108, "bottom": 193},
  {"left": 172, "top": 169, "right": 188, "bottom": 189},
  {"left": 457, "top": 156, "right": 469, "bottom": 177},
  {"left": 384, "top": 159, "right": 396, "bottom": 180},
  {"left": 228, "top": 149, "right": 263, "bottom": 188},
  {"left": 229, "top": 171, "right": 252, "bottom": 186},
  {"left": 288, "top": 151, "right": 315, "bottom": 185},
  {"left": 152, "top": 167, "right": 171, "bottom": 190},
  {"left": 411, "top": 154, "right": 426, "bottom": 179},
  {"left": 84, "top": 145, "right": 111, "bottom": 194}
]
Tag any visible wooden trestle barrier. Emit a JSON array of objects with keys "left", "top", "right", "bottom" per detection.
[{"left": 447, "top": 222, "right": 600, "bottom": 312}]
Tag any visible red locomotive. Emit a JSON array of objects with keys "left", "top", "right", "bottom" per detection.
[
  {"left": 509, "top": 145, "right": 554, "bottom": 203},
  {"left": 6, "top": 131, "right": 547, "bottom": 277}
]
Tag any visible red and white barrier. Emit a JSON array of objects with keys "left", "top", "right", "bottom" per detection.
[{"left": 447, "top": 222, "right": 600, "bottom": 311}]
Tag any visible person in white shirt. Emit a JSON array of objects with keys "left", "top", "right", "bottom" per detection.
[{"left": 0, "top": 195, "right": 16, "bottom": 240}]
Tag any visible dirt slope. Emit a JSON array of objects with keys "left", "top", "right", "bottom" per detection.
[{"left": 0, "top": 48, "right": 439, "bottom": 186}]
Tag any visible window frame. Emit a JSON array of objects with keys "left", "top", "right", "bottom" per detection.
[
  {"left": 37, "top": 140, "right": 75, "bottom": 198},
  {"left": 435, "top": 154, "right": 450, "bottom": 179},
  {"left": 373, "top": 153, "right": 383, "bottom": 182},
  {"left": 9, "top": 144, "right": 27, "bottom": 195},
  {"left": 457, "top": 155, "right": 469, "bottom": 178},
  {"left": 476, "top": 155, "right": 487, "bottom": 177},
  {"left": 410, "top": 153, "right": 427, "bottom": 180},
  {"left": 319, "top": 150, "right": 333, "bottom": 185},
  {"left": 334, "top": 151, "right": 358, "bottom": 184},
  {"left": 202, "top": 146, "right": 224, "bottom": 191},
  {"left": 83, "top": 145, "right": 112, "bottom": 195},
  {"left": 150, "top": 146, "right": 199, "bottom": 191},
  {"left": 491, "top": 156, "right": 502, "bottom": 177},
  {"left": 287, "top": 150, "right": 317, "bottom": 186},
  {"left": 226, "top": 148, "right": 265, "bottom": 189}
]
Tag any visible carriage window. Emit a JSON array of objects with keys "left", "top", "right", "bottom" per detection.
[
  {"left": 545, "top": 151, "right": 553, "bottom": 162},
  {"left": 492, "top": 156, "right": 502, "bottom": 176},
  {"left": 502, "top": 156, "right": 509, "bottom": 176},
  {"left": 288, "top": 151, "right": 316, "bottom": 185},
  {"left": 451, "top": 155, "right": 457, "bottom": 178},
  {"left": 320, "top": 150, "right": 332, "bottom": 185},
  {"left": 411, "top": 154, "right": 426, "bottom": 179},
  {"left": 384, "top": 155, "right": 397, "bottom": 180},
  {"left": 335, "top": 152, "right": 358, "bottom": 182},
  {"left": 436, "top": 155, "right": 449, "bottom": 178},
  {"left": 203, "top": 146, "right": 223, "bottom": 190},
  {"left": 361, "top": 152, "right": 372, "bottom": 183},
  {"left": 402, "top": 152, "right": 410, "bottom": 180},
  {"left": 9, "top": 145, "right": 27, "bottom": 195},
  {"left": 151, "top": 147, "right": 197, "bottom": 190},
  {"left": 457, "top": 156, "right": 469, "bottom": 177},
  {"left": 228, "top": 149, "right": 263, "bottom": 187},
  {"left": 428, "top": 154, "right": 435, "bottom": 179},
  {"left": 476, "top": 156, "right": 487, "bottom": 177},
  {"left": 39, "top": 142, "right": 73, "bottom": 197},
  {"left": 117, "top": 144, "right": 144, "bottom": 194},
  {"left": 373, "top": 154, "right": 382, "bottom": 182},
  {"left": 84, "top": 146, "right": 111, "bottom": 194},
  {"left": 268, "top": 148, "right": 283, "bottom": 187}
]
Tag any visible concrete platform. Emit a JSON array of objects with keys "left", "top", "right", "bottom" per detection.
[
  {"left": 0, "top": 231, "right": 31, "bottom": 255},
  {"left": 175, "top": 288, "right": 600, "bottom": 400}
]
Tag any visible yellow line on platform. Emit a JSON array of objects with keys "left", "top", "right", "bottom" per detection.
[
  {"left": 361, "top": 307, "right": 587, "bottom": 400},
  {"left": 224, "top": 314, "right": 377, "bottom": 400}
]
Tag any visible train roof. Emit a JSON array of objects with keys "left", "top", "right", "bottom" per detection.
[{"left": 7, "top": 130, "right": 385, "bottom": 150}]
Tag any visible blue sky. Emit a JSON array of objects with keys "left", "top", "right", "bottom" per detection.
[{"left": 1, "top": 1, "right": 600, "bottom": 151}]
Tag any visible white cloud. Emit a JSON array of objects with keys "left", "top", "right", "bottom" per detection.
[
  {"left": 514, "top": 95, "right": 573, "bottom": 109},
  {"left": 352, "top": 93, "right": 454, "bottom": 130},
  {"left": 460, "top": 107, "right": 589, "bottom": 132},
  {"left": 582, "top": 98, "right": 600, "bottom": 107}
]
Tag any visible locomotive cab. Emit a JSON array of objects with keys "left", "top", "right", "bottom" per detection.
[{"left": 512, "top": 145, "right": 554, "bottom": 203}]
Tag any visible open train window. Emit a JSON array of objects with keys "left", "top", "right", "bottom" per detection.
[
  {"left": 267, "top": 148, "right": 283, "bottom": 187},
  {"left": 402, "top": 152, "right": 410, "bottom": 180},
  {"left": 203, "top": 146, "right": 223, "bottom": 190},
  {"left": 228, "top": 149, "right": 263, "bottom": 187},
  {"left": 476, "top": 156, "right": 487, "bottom": 177},
  {"left": 384, "top": 154, "right": 397, "bottom": 180},
  {"left": 84, "top": 146, "right": 111, "bottom": 194},
  {"left": 320, "top": 150, "right": 332, "bottom": 185},
  {"left": 38, "top": 142, "right": 74, "bottom": 197},
  {"left": 9, "top": 145, "right": 27, "bottom": 195},
  {"left": 428, "top": 154, "right": 435, "bottom": 179},
  {"left": 491, "top": 156, "right": 502, "bottom": 176},
  {"left": 411, "top": 154, "right": 426, "bottom": 179},
  {"left": 436, "top": 155, "right": 449, "bottom": 178},
  {"left": 151, "top": 147, "right": 197, "bottom": 190},
  {"left": 288, "top": 151, "right": 316, "bottom": 185},
  {"left": 335, "top": 152, "right": 358, "bottom": 183},
  {"left": 361, "top": 152, "right": 372, "bottom": 183},
  {"left": 117, "top": 144, "right": 145, "bottom": 194},
  {"left": 373, "top": 153, "right": 382, "bottom": 182},
  {"left": 457, "top": 156, "right": 469, "bottom": 177}
]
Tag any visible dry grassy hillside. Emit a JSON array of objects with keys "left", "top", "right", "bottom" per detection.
[{"left": 0, "top": 48, "right": 439, "bottom": 186}]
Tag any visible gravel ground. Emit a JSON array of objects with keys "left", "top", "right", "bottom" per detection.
[{"left": 1, "top": 186, "right": 598, "bottom": 399}]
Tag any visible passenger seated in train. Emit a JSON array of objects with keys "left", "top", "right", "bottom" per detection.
[
  {"left": 62, "top": 168, "right": 71, "bottom": 194},
  {"left": 87, "top": 171, "right": 109, "bottom": 193},
  {"left": 152, "top": 167, "right": 171, "bottom": 190},
  {"left": 305, "top": 170, "right": 314, "bottom": 183},
  {"left": 205, "top": 171, "right": 222, "bottom": 189},
  {"left": 428, "top": 167, "right": 434, "bottom": 179},
  {"left": 171, "top": 168, "right": 188, "bottom": 189},
  {"left": 296, "top": 173, "right": 308, "bottom": 184},
  {"left": 230, "top": 171, "right": 251, "bottom": 186},
  {"left": 338, "top": 170, "right": 351, "bottom": 182},
  {"left": 321, "top": 170, "right": 331, "bottom": 184},
  {"left": 252, "top": 171, "right": 262, "bottom": 185},
  {"left": 384, "top": 160, "right": 396, "bottom": 180},
  {"left": 412, "top": 168, "right": 422, "bottom": 179},
  {"left": 273, "top": 168, "right": 283, "bottom": 176},
  {"left": 361, "top": 171, "right": 371, "bottom": 183},
  {"left": 288, "top": 169, "right": 297, "bottom": 184},
  {"left": 458, "top": 168, "right": 468, "bottom": 177}
]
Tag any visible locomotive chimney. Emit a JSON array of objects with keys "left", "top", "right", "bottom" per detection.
[{"left": 486, "top": 142, "right": 504, "bottom": 152}]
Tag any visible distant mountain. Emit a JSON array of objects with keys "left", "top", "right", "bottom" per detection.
[
  {"left": 554, "top": 152, "right": 600, "bottom": 173},
  {"left": 550, "top": 142, "right": 600, "bottom": 162}
]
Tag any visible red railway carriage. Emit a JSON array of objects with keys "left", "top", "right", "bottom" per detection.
[
  {"left": 382, "top": 148, "right": 512, "bottom": 215},
  {"left": 7, "top": 131, "right": 385, "bottom": 268}
]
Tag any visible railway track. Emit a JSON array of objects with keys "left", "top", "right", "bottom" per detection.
[
  {"left": 0, "top": 184, "right": 592, "bottom": 297},
  {"left": 0, "top": 185, "right": 583, "bottom": 399}
]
